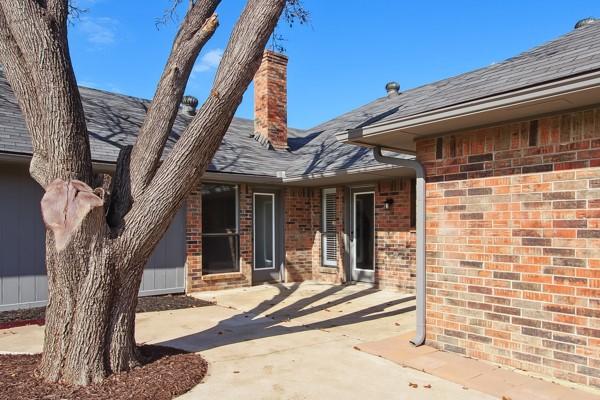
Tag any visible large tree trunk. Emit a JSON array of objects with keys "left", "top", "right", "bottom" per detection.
[
  {"left": 37, "top": 221, "right": 153, "bottom": 384},
  {"left": 38, "top": 206, "right": 119, "bottom": 385}
]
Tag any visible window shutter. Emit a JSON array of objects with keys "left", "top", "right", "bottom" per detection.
[{"left": 322, "top": 189, "right": 337, "bottom": 266}]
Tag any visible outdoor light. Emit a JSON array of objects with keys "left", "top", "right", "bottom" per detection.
[{"left": 384, "top": 198, "right": 394, "bottom": 210}]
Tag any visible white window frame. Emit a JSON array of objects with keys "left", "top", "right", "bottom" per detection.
[{"left": 322, "top": 188, "right": 338, "bottom": 267}]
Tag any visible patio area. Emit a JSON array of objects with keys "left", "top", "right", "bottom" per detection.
[{"left": 1, "top": 282, "right": 592, "bottom": 399}]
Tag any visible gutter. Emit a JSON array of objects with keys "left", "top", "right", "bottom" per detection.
[
  {"left": 281, "top": 163, "right": 408, "bottom": 183},
  {"left": 0, "top": 151, "right": 411, "bottom": 185},
  {"left": 373, "top": 147, "right": 426, "bottom": 346},
  {"left": 0, "top": 151, "right": 116, "bottom": 172}
]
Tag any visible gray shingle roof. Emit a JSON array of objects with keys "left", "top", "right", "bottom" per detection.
[
  {"left": 0, "top": 69, "right": 388, "bottom": 179},
  {"left": 337, "top": 21, "right": 600, "bottom": 131},
  {"left": 1, "top": 21, "right": 597, "bottom": 179}
]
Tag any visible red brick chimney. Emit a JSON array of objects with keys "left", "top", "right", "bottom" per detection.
[{"left": 254, "top": 51, "right": 288, "bottom": 150}]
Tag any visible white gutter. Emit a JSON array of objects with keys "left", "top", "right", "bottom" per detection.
[
  {"left": 281, "top": 163, "right": 409, "bottom": 183},
  {"left": 338, "top": 69, "right": 600, "bottom": 142}
]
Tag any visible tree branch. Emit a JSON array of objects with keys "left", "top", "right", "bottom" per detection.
[
  {"left": 119, "top": 0, "right": 286, "bottom": 263},
  {"left": 0, "top": 7, "right": 49, "bottom": 185},
  {"left": 47, "top": 0, "right": 69, "bottom": 29},
  {"left": 129, "top": 0, "right": 220, "bottom": 199},
  {"left": 0, "top": 0, "right": 92, "bottom": 184}
]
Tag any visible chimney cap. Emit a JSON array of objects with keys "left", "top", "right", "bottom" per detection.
[
  {"left": 575, "top": 17, "right": 597, "bottom": 29},
  {"left": 181, "top": 95, "right": 198, "bottom": 116},
  {"left": 385, "top": 81, "right": 400, "bottom": 97}
]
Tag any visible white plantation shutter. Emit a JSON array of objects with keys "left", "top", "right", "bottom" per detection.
[{"left": 322, "top": 188, "right": 337, "bottom": 266}]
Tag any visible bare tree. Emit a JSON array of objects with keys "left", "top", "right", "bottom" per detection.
[{"left": 0, "top": 0, "right": 290, "bottom": 385}]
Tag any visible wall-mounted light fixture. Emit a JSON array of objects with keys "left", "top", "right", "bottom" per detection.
[{"left": 384, "top": 198, "right": 394, "bottom": 210}]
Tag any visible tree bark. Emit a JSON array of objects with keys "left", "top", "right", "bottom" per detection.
[
  {"left": 0, "top": 0, "right": 287, "bottom": 385},
  {"left": 39, "top": 205, "right": 115, "bottom": 385}
]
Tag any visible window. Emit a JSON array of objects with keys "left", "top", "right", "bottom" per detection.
[
  {"left": 322, "top": 188, "right": 337, "bottom": 266},
  {"left": 201, "top": 183, "right": 239, "bottom": 274}
]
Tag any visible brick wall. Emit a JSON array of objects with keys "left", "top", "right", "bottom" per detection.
[
  {"left": 375, "top": 179, "right": 416, "bottom": 291},
  {"left": 185, "top": 184, "right": 202, "bottom": 291},
  {"left": 254, "top": 51, "right": 288, "bottom": 150},
  {"left": 187, "top": 180, "right": 417, "bottom": 292},
  {"left": 417, "top": 106, "right": 600, "bottom": 388},
  {"left": 284, "top": 187, "right": 319, "bottom": 282},
  {"left": 281, "top": 182, "right": 415, "bottom": 288}
]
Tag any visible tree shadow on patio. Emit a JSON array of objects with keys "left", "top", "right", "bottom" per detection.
[{"left": 156, "top": 284, "right": 416, "bottom": 353}]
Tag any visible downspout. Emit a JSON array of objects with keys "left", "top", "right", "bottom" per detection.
[{"left": 373, "top": 147, "right": 426, "bottom": 346}]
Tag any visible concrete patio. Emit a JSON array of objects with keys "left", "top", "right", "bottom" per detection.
[{"left": 2, "top": 282, "right": 585, "bottom": 399}]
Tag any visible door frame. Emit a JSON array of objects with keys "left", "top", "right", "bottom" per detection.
[
  {"left": 350, "top": 188, "right": 376, "bottom": 283},
  {"left": 253, "top": 192, "right": 276, "bottom": 271},
  {"left": 252, "top": 189, "right": 284, "bottom": 283}
]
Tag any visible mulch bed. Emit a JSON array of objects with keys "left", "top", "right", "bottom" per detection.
[
  {"left": 0, "top": 345, "right": 208, "bottom": 400},
  {"left": 0, "top": 294, "right": 212, "bottom": 329},
  {"left": 136, "top": 294, "right": 212, "bottom": 313}
]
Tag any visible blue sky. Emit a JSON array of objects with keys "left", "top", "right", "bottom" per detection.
[{"left": 69, "top": 0, "right": 600, "bottom": 129}]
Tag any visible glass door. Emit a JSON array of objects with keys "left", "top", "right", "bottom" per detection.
[
  {"left": 254, "top": 193, "right": 274, "bottom": 270},
  {"left": 253, "top": 191, "right": 281, "bottom": 283},
  {"left": 351, "top": 190, "right": 375, "bottom": 283}
]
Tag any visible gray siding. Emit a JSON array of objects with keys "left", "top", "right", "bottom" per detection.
[
  {"left": 0, "top": 164, "right": 47, "bottom": 310},
  {"left": 0, "top": 163, "right": 186, "bottom": 311},
  {"left": 140, "top": 206, "right": 186, "bottom": 296}
]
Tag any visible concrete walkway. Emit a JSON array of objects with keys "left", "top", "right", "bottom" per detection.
[
  {"left": 0, "top": 282, "right": 495, "bottom": 399},
  {"left": 358, "top": 333, "right": 600, "bottom": 400}
]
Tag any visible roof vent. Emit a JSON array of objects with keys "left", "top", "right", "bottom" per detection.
[
  {"left": 181, "top": 95, "right": 198, "bottom": 116},
  {"left": 575, "top": 17, "right": 597, "bottom": 29},
  {"left": 385, "top": 81, "right": 400, "bottom": 97}
]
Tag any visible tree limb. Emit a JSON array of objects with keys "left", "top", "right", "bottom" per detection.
[
  {"left": 0, "top": 0, "right": 92, "bottom": 184},
  {"left": 107, "top": 146, "right": 133, "bottom": 229},
  {"left": 129, "top": 0, "right": 220, "bottom": 199},
  {"left": 119, "top": 0, "right": 286, "bottom": 264},
  {"left": 47, "top": 0, "right": 69, "bottom": 30},
  {"left": 0, "top": 7, "right": 49, "bottom": 185}
]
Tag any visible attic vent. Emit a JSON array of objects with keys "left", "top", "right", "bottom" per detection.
[
  {"left": 385, "top": 81, "right": 400, "bottom": 97},
  {"left": 575, "top": 17, "right": 597, "bottom": 29},
  {"left": 181, "top": 95, "right": 198, "bottom": 116}
]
